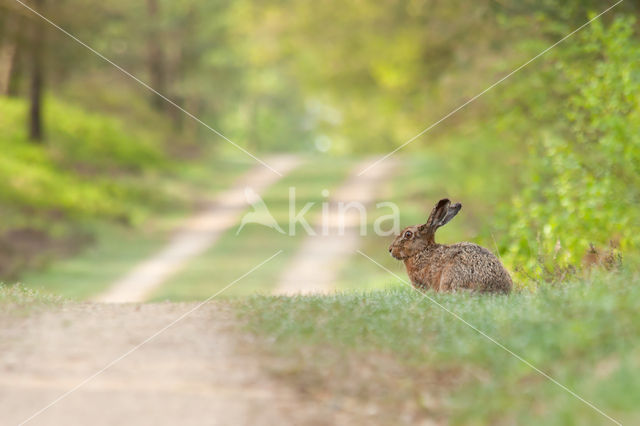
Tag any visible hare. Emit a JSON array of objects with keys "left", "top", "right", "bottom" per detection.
[{"left": 388, "top": 199, "right": 512, "bottom": 293}]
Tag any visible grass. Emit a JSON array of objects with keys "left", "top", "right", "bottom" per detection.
[
  {"left": 234, "top": 269, "right": 640, "bottom": 425},
  {"left": 0, "top": 283, "right": 63, "bottom": 316},
  {"left": 19, "top": 222, "right": 169, "bottom": 300}
]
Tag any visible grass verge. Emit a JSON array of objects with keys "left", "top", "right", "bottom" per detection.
[
  {"left": 234, "top": 270, "right": 639, "bottom": 425},
  {"left": 0, "top": 283, "right": 63, "bottom": 317}
]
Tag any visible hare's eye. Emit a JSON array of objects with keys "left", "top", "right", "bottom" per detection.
[{"left": 404, "top": 230, "right": 413, "bottom": 239}]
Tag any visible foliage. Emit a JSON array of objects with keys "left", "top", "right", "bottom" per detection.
[
  {"left": 0, "top": 96, "right": 166, "bottom": 223},
  {"left": 3, "top": 0, "right": 640, "bottom": 283},
  {"left": 497, "top": 17, "right": 640, "bottom": 279},
  {"left": 416, "top": 14, "right": 640, "bottom": 283},
  {"left": 0, "top": 93, "right": 254, "bottom": 278}
]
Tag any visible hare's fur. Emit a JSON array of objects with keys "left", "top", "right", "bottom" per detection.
[{"left": 389, "top": 199, "right": 512, "bottom": 293}]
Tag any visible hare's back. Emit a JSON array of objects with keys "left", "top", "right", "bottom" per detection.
[{"left": 442, "top": 242, "right": 512, "bottom": 293}]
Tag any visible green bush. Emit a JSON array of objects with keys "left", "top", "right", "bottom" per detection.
[
  {"left": 500, "top": 17, "right": 640, "bottom": 279},
  {"left": 45, "top": 97, "right": 167, "bottom": 172},
  {"left": 429, "top": 16, "right": 639, "bottom": 284},
  {"left": 0, "top": 96, "right": 168, "bottom": 225}
]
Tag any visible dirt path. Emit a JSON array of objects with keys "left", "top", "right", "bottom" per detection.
[
  {"left": 0, "top": 303, "right": 335, "bottom": 426},
  {"left": 274, "top": 158, "right": 397, "bottom": 294},
  {"left": 93, "top": 155, "right": 302, "bottom": 303}
]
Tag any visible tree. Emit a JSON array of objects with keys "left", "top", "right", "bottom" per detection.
[
  {"left": 146, "top": 0, "right": 166, "bottom": 111},
  {"left": 28, "top": 0, "right": 45, "bottom": 142},
  {"left": 0, "top": 9, "right": 18, "bottom": 95}
]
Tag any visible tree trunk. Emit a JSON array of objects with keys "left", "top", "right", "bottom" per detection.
[
  {"left": 0, "top": 16, "right": 18, "bottom": 96},
  {"left": 147, "top": 0, "right": 166, "bottom": 111},
  {"left": 7, "top": 47, "right": 23, "bottom": 97},
  {"left": 29, "top": 0, "right": 45, "bottom": 142}
]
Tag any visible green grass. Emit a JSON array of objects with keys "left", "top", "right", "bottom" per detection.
[
  {"left": 235, "top": 270, "right": 640, "bottom": 425},
  {"left": 19, "top": 222, "right": 168, "bottom": 300},
  {"left": 149, "top": 156, "right": 356, "bottom": 300},
  {"left": 0, "top": 283, "right": 63, "bottom": 316}
]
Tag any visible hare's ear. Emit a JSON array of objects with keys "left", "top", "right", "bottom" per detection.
[
  {"left": 420, "top": 199, "right": 450, "bottom": 242},
  {"left": 438, "top": 202, "right": 462, "bottom": 227},
  {"left": 421, "top": 199, "right": 462, "bottom": 242},
  {"left": 425, "top": 199, "right": 451, "bottom": 229}
]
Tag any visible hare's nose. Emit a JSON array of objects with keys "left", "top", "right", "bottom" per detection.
[{"left": 388, "top": 247, "right": 392, "bottom": 253}]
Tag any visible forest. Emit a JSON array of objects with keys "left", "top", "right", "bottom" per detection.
[{"left": 1, "top": 0, "right": 638, "bottom": 283}]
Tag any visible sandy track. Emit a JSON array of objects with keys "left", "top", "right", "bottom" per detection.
[
  {"left": 94, "top": 155, "right": 302, "bottom": 303},
  {"left": 0, "top": 303, "right": 335, "bottom": 426},
  {"left": 274, "top": 158, "right": 396, "bottom": 294}
]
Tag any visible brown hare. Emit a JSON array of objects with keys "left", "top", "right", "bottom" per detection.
[{"left": 389, "top": 199, "right": 512, "bottom": 293}]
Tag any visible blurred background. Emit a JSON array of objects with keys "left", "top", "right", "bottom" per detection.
[{"left": 0, "top": 0, "right": 638, "bottom": 299}]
